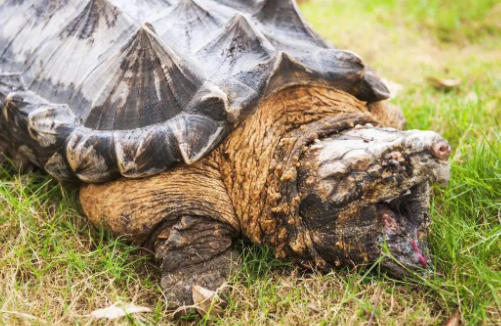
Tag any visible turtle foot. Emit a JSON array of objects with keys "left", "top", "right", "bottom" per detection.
[
  {"left": 152, "top": 216, "right": 240, "bottom": 317},
  {"left": 160, "top": 249, "right": 238, "bottom": 317}
]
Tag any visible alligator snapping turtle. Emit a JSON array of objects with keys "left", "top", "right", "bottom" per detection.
[{"left": 0, "top": 0, "right": 451, "bottom": 313}]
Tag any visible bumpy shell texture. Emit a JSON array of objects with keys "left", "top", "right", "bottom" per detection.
[{"left": 0, "top": 0, "right": 389, "bottom": 183}]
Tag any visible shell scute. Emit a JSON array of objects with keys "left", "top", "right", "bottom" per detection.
[
  {"left": 23, "top": 0, "right": 138, "bottom": 109},
  {"left": 255, "top": 0, "right": 327, "bottom": 47},
  {"left": 152, "top": 0, "right": 225, "bottom": 55},
  {"left": 195, "top": 14, "right": 276, "bottom": 120},
  {"left": 45, "top": 152, "right": 75, "bottom": 181},
  {"left": 114, "top": 127, "right": 177, "bottom": 178},
  {"left": 170, "top": 113, "right": 227, "bottom": 164},
  {"left": 196, "top": 14, "right": 275, "bottom": 77},
  {"left": 108, "top": 0, "right": 174, "bottom": 24},
  {"left": 3, "top": 91, "right": 76, "bottom": 167},
  {"left": 28, "top": 104, "right": 77, "bottom": 148},
  {"left": 82, "top": 27, "right": 203, "bottom": 130},
  {"left": 0, "top": 0, "right": 84, "bottom": 73},
  {"left": 66, "top": 127, "right": 119, "bottom": 182}
]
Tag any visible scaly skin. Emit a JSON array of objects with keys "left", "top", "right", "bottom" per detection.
[{"left": 79, "top": 86, "right": 450, "bottom": 312}]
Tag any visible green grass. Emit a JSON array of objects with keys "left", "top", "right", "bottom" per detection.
[{"left": 1, "top": 0, "right": 501, "bottom": 325}]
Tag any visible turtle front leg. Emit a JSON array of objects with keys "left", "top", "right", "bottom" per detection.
[
  {"left": 79, "top": 160, "right": 240, "bottom": 315},
  {"left": 151, "top": 216, "right": 239, "bottom": 314}
]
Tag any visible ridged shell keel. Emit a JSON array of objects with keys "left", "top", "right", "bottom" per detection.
[
  {"left": 265, "top": 51, "right": 365, "bottom": 97},
  {"left": 196, "top": 14, "right": 276, "bottom": 120},
  {"left": 83, "top": 27, "right": 204, "bottom": 130},
  {"left": 108, "top": 0, "right": 174, "bottom": 24},
  {"left": 255, "top": 0, "right": 327, "bottom": 47},
  {"left": 196, "top": 14, "right": 275, "bottom": 77},
  {"left": 153, "top": 0, "right": 224, "bottom": 55},
  {"left": 22, "top": 0, "right": 138, "bottom": 109},
  {"left": 0, "top": 0, "right": 391, "bottom": 183},
  {"left": 214, "top": 0, "right": 262, "bottom": 13}
]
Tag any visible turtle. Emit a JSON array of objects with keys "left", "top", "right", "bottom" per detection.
[{"left": 0, "top": 0, "right": 451, "bottom": 314}]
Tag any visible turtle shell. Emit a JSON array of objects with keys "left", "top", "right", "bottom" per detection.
[{"left": 0, "top": 0, "right": 389, "bottom": 183}]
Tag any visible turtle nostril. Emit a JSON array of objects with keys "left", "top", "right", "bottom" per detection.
[
  {"left": 432, "top": 140, "right": 451, "bottom": 159},
  {"left": 388, "top": 159, "right": 400, "bottom": 169}
]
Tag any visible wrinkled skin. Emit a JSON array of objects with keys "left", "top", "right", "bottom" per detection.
[
  {"left": 79, "top": 87, "right": 451, "bottom": 313},
  {"left": 297, "top": 127, "right": 450, "bottom": 276}
]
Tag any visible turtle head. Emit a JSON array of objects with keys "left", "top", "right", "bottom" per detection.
[{"left": 297, "top": 126, "right": 451, "bottom": 277}]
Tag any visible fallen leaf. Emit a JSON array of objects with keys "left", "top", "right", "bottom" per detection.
[
  {"left": 442, "top": 310, "right": 461, "bottom": 326},
  {"left": 306, "top": 302, "right": 320, "bottom": 312},
  {"left": 90, "top": 303, "right": 152, "bottom": 320},
  {"left": 192, "top": 285, "right": 224, "bottom": 317},
  {"left": 465, "top": 92, "right": 478, "bottom": 103},
  {"left": 427, "top": 76, "right": 462, "bottom": 91}
]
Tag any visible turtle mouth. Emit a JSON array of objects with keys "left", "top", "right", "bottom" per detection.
[{"left": 375, "top": 182, "right": 432, "bottom": 277}]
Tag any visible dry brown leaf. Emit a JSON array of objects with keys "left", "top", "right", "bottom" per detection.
[
  {"left": 427, "top": 76, "right": 462, "bottom": 91},
  {"left": 306, "top": 302, "right": 320, "bottom": 312},
  {"left": 192, "top": 285, "right": 224, "bottom": 317},
  {"left": 442, "top": 310, "right": 461, "bottom": 326},
  {"left": 89, "top": 303, "right": 152, "bottom": 320}
]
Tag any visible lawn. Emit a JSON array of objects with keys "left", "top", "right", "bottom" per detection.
[{"left": 1, "top": 0, "right": 500, "bottom": 325}]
